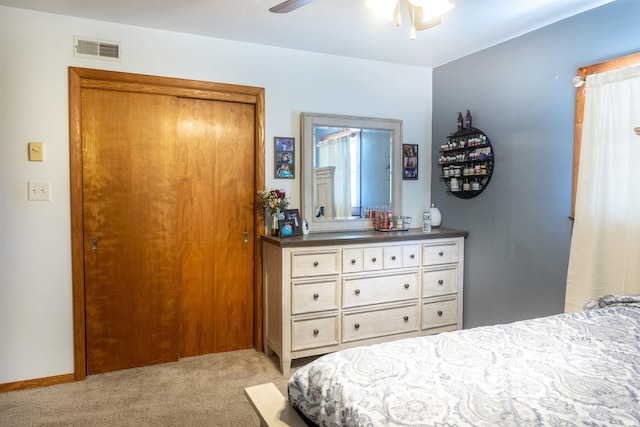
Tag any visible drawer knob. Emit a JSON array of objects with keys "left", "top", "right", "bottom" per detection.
[
  {"left": 403, "top": 316, "right": 409, "bottom": 322},
  {"left": 438, "top": 251, "right": 444, "bottom": 256},
  {"left": 313, "top": 293, "right": 319, "bottom": 300},
  {"left": 438, "top": 279, "right": 444, "bottom": 285},
  {"left": 355, "top": 289, "right": 361, "bottom": 295},
  {"left": 437, "top": 310, "right": 443, "bottom": 316},
  {"left": 354, "top": 323, "right": 360, "bottom": 330},
  {"left": 404, "top": 283, "right": 410, "bottom": 289},
  {"left": 313, "top": 329, "right": 319, "bottom": 336},
  {"left": 351, "top": 259, "right": 356, "bottom": 265},
  {"left": 313, "top": 261, "right": 319, "bottom": 267},
  {"left": 410, "top": 254, "right": 415, "bottom": 259},
  {"left": 371, "top": 257, "right": 377, "bottom": 262},
  {"left": 391, "top": 255, "right": 396, "bottom": 261}
]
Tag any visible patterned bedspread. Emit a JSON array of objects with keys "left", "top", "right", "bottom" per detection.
[{"left": 288, "top": 295, "right": 640, "bottom": 426}]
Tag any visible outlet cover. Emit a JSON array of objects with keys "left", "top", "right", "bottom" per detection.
[{"left": 28, "top": 182, "right": 51, "bottom": 201}]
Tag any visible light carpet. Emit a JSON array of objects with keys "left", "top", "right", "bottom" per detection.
[{"left": 0, "top": 349, "right": 310, "bottom": 426}]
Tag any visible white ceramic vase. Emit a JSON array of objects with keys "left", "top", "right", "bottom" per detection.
[{"left": 430, "top": 203, "right": 442, "bottom": 228}]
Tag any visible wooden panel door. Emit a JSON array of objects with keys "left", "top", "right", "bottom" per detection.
[
  {"left": 177, "top": 98, "right": 255, "bottom": 356},
  {"left": 82, "top": 89, "right": 180, "bottom": 374}
]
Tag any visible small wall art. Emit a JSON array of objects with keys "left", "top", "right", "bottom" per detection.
[
  {"left": 274, "top": 137, "right": 295, "bottom": 179},
  {"left": 403, "top": 144, "right": 418, "bottom": 180}
]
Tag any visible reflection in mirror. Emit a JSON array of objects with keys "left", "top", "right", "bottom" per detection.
[{"left": 301, "top": 113, "right": 403, "bottom": 232}]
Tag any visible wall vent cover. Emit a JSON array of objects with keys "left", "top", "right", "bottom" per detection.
[{"left": 74, "top": 36, "right": 121, "bottom": 61}]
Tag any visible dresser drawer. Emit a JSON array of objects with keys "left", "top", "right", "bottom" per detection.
[
  {"left": 343, "top": 304, "right": 418, "bottom": 342},
  {"left": 292, "top": 279, "right": 339, "bottom": 314},
  {"left": 292, "top": 315, "right": 339, "bottom": 351},
  {"left": 342, "top": 248, "right": 363, "bottom": 273},
  {"left": 383, "top": 246, "right": 403, "bottom": 269},
  {"left": 343, "top": 272, "right": 418, "bottom": 308},
  {"left": 422, "top": 298, "right": 458, "bottom": 330},
  {"left": 363, "top": 247, "right": 383, "bottom": 271},
  {"left": 292, "top": 250, "right": 340, "bottom": 278},
  {"left": 403, "top": 244, "right": 421, "bottom": 267},
  {"left": 423, "top": 241, "right": 458, "bottom": 266},
  {"left": 423, "top": 267, "right": 458, "bottom": 297}
]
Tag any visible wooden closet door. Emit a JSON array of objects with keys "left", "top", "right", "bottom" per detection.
[
  {"left": 177, "top": 98, "right": 255, "bottom": 356},
  {"left": 82, "top": 89, "right": 180, "bottom": 374}
]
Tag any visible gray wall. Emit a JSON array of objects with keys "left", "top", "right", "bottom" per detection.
[{"left": 432, "top": 0, "right": 640, "bottom": 328}]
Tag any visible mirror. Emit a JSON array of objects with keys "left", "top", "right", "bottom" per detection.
[{"left": 301, "top": 112, "right": 403, "bottom": 233}]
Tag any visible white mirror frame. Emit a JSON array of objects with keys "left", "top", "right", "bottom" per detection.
[{"left": 301, "top": 112, "right": 403, "bottom": 233}]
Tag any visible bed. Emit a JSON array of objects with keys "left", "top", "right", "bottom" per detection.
[
  {"left": 245, "top": 295, "right": 640, "bottom": 426},
  {"left": 282, "top": 294, "right": 640, "bottom": 426}
]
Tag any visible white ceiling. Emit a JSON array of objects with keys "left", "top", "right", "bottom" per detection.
[{"left": 0, "top": 0, "right": 614, "bottom": 67}]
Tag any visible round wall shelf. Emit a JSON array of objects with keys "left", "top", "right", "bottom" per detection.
[{"left": 438, "top": 126, "right": 494, "bottom": 199}]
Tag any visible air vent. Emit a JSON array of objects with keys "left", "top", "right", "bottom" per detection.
[{"left": 74, "top": 36, "right": 121, "bottom": 61}]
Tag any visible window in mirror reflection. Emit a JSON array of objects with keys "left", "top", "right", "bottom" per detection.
[{"left": 314, "top": 126, "right": 391, "bottom": 219}]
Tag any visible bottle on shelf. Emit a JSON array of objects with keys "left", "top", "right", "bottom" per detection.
[
  {"left": 465, "top": 110, "right": 472, "bottom": 130},
  {"left": 457, "top": 112, "right": 463, "bottom": 133}
]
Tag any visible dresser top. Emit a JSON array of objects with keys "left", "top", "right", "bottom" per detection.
[{"left": 261, "top": 227, "right": 468, "bottom": 248}]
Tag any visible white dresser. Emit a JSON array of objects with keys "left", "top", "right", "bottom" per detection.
[{"left": 262, "top": 228, "right": 467, "bottom": 374}]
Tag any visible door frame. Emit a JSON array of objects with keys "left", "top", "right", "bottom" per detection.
[{"left": 69, "top": 67, "right": 265, "bottom": 380}]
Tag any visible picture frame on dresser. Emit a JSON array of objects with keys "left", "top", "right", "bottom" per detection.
[
  {"left": 278, "top": 219, "right": 295, "bottom": 237},
  {"left": 283, "top": 209, "right": 302, "bottom": 235}
]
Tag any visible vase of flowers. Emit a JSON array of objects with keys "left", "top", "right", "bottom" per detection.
[{"left": 257, "top": 189, "right": 289, "bottom": 235}]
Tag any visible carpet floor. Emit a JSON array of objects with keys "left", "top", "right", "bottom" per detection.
[{"left": 0, "top": 349, "right": 311, "bottom": 426}]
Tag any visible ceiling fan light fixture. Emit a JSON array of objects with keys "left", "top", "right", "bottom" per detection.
[
  {"left": 364, "top": 0, "right": 398, "bottom": 21},
  {"left": 409, "top": 0, "right": 454, "bottom": 22},
  {"left": 365, "top": 0, "right": 451, "bottom": 40}
]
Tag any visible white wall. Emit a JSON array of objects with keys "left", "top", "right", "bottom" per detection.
[{"left": 0, "top": 6, "right": 432, "bottom": 383}]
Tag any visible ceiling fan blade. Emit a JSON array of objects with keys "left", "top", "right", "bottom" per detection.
[{"left": 269, "top": 0, "right": 316, "bottom": 13}]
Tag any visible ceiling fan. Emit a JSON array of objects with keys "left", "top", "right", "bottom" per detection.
[
  {"left": 269, "top": 0, "right": 453, "bottom": 39},
  {"left": 269, "top": 0, "right": 316, "bottom": 14}
]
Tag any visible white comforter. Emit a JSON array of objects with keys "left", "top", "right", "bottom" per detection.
[{"left": 288, "top": 296, "right": 640, "bottom": 426}]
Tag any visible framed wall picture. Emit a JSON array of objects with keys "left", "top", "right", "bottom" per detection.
[
  {"left": 274, "top": 137, "right": 295, "bottom": 179},
  {"left": 403, "top": 144, "right": 418, "bottom": 180},
  {"left": 283, "top": 208, "right": 303, "bottom": 235}
]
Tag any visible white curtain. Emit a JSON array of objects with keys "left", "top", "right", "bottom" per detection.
[
  {"left": 318, "top": 135, "right": 351, "bottom": 218},
  {"left": 565, "top": 64, "right": 640, "bottom": 312}
]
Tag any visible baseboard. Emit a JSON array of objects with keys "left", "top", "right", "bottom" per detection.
[{"left": 0, "top": 373, "right": 76, "bottom": 393}]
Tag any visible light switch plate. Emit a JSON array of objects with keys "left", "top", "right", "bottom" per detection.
[
  {"left": 28, "top": 182, "right": 51, "bottom": 201},
  {"left": 28, "top": 142, "right": 44, "bottom": 161}
]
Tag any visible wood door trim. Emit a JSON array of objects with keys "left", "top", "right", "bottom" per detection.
[
  {"left": 571, "top": 51, "right": 640, "bottom": 219},
  {"left": 81, "top": 80, "right": 260, "bottom": 104},
  {"left": 69, "top": 67, "right": 265, "bottom": 381}
]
